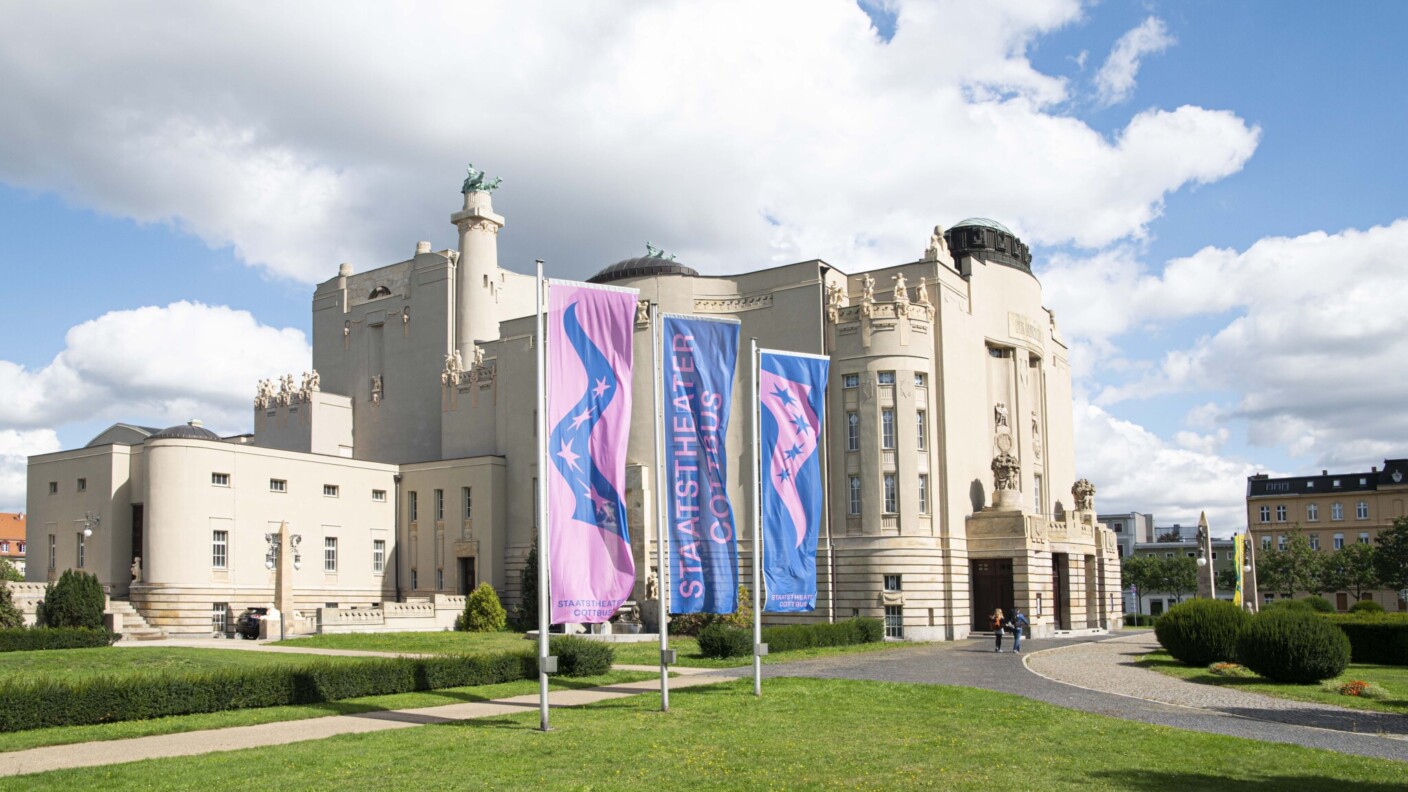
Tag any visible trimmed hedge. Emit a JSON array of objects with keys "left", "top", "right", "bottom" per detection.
[
  {"left": 1237, "top": 610, "right": 1350, "bottom": 683},
  {"left": 1348, "top": 600, "right": 1385, "bottom": 615},
  {"left": 1263, "top": 598, "right": 1315, "bottom": 613},
  {"left": 698, "top": 617, "right": 884, "bottom": 659},
  {"left": 549, "top": 635, "right": 613, "bottom": 676},
  {"left": 0, "top": 651, "right": 538, "bottom": 732},
  {"left": 0, "top": 628, "right": 118, "bottom": 652},
  {"left": 698, "top": 623, "right": 752, "bottom": 659},
  {"left": 1301, "top": 596, "right": 1335, "bottom": 613},
  {"left": 1154, "top": 599, "right": 1249, "bottom": 666},
  {"left": 1125, "top": 614, "right": 1159, "bottom": 627},
  {"left": 1326, "top": 614, "right": 1408, "bottom": 666}
]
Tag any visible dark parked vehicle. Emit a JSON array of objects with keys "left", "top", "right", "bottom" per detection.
[{"left": 235, "top": 607, "right": 269, "bottom": 640}]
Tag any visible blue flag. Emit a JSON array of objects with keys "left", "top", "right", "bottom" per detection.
[
  {"left": 759, "top": 350, "right": 829, "bottom": 612},
  {"left": 663, "top": 315, "right": 740, "bottom": 614}
]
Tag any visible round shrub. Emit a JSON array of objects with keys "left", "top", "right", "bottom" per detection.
[
  {"left": 548, "top": 635, "right": 614, "bottom": 676},
  {"left": 1301, "top": 596, "right": 1334, "bottom": 613},
  {"left": 697, "top": 623, "right": 751, "bottom": 658},
  {"left": 1154, "top": 598, "right": 1250, "bottom": 666},
  {"left": 456, "top": 583, "right": 506, "bottom": 632},
  {"left": 37, "top": 570, "right": 105, "bottom": 629},
  {"left": 1236, "top": 610, "right": 1351, "bottom": 683},
  {"left": 1348, "top": 600, "right": 1385, "bottom": 615}
]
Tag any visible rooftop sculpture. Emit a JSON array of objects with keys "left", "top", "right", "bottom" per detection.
[{"left": 461, "top": 163, "right": 502, "bottom": 194}]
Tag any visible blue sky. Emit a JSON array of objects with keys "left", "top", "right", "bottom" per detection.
[{"left": 2, "top": 1, "right": 1406, "bottom": 533}]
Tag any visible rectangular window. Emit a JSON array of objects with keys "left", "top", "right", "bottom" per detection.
[
  {"left": 1212, "top": 552, "right": 1218, "bottom": 560},
  {"left": 411, "top": 568, "right": 418, "bottom": 590},
  {"left": 1275, "top": 505, "right": 1287, "bottom": 522},
  {"left": 883, "top": 473, "right": 897, "bottom": 513},
  {"left": 372, "top": 489, "right": 386, "bottom": 502},
  {"left": 1259, "top": 506, "right": 1270, "bottom": 522},
  {"left": 323, "top": 484, "right": 339, "bottom": 497},
  {"left": 212, "top": 603, "right": 229, "bottom": 634},
  {"left": 1278, "top": 535, "right": 1287, "bottom": 551},
  {"left": 48, "top": 535, "right": 55, "bottom": 569},
  {"left": 1033, "top": 473, "right": 1043, "bottom": 514},
  {"left": 884, "top": 574, "right": 902, "bottom": 591},
  {"left": 48, "top": 482, "right": 57, "bottom": 495},
  {"left": 1261, "top": 536, "right": 1272, "bottom": 550},
  {"left": 848, "top": 476, "right": 861, "bottom": 515},
  {"left": 77, "top": 478, "right": 86, "bottom": 492},
  {"left": 881, "top": 409, "right": 895, "bottom": 449},
  {"left": 76, "top": 533, "right": 85, "bottom": 568},
  {"left": 877, "top": 371, "right": 896, "bottom": 385},
  {"left": 436, "top": 568, "right": 444, "bottom": 590},
  {"left": 435, "top": 489, "right": 444, "bottom": 521},
  {"left": 0, "top": 542, "right": 7, "bottom": 553},
  {"left": 324, "top": 537, "right": 338, "bottom": 572},
  {"left": 1359, "top": 532, "right": 1370, "bottom": 544},
  {"left": 918, "top": 474, "right": 929, "bottom": 514},
  {"left": 463, "top": 487, "right": 472, "bottom": 520},
  {"left": 270, "top": 478, "right": 287, "bottom": 493},
  {"left": 846, "top": 412, "right": 859, "bottom": 452},
  {"left": 1309, "top": 534, "right": 1320, "bottom": 551},
  {"left": 914, "top": 372, "right": 927, "bottom": 388},
  {"left": 1306, "top": 503, "right": 1318, "bottom": 521},
  {"left": 212, "top": 472, "right": 230, "bottom": 487},
  {"left": 373, "top": 540, "right": 386, "bottom": 574},
  {"left": 843, "top": 373, "right": 859, "bottom": 389},
  {"left": 213, "top": 530, "right": 228, "bottom": 568},
  {"left": 916, "top": 410, "right": 926, "bottom": 450},
  {"left": 884, "top": 605, "right": 903, "bottom": 639},
  {"left": 1356, "top": 501, "right": 1369, "bottom": 519},
  {"left": 409, "top": 491, "right": 418, "bottom": 521},
  {"left": 1333, "top": 533, "right": 1344, "bottom": 550},
  {"left": 1332, "top": 502, "right": 1343, "bottom": 521}
]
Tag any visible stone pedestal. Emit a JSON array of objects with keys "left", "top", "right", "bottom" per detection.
[{"left": 993, "top": 489, "right": 1023, "bottom": 510}]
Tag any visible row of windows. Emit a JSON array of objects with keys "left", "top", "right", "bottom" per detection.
[
  {"left": 208, "top": 530, "right": 387, "bottom": 574},
  {"left": 45, "top": 534, "right": 83, "bottom": 569},
  {"left": 0, "top": 541, "right": 22, "bottom": 554},
  {"left": 47, "top": 478, "right": 88, "bottom": 495},
  {"left": 841, "top": 371, "right": 928, "bottom": 389},
  {"left": 407, "top": 488, "right": 473, "bottom": 522},
  {"left": 205, "top": 471, "right": 387, "bottom": 502},
  {"left": 846, "top": 409, "right": 928, "bottom": 452},
  {"left": 1261, "top": 532, "right": 1371, "bottom": 551},
  {"left": 1258, "top": 501, "right": 1368, "bottom": 522},
  {"left": 847, "top": 474, "right": 929, "bottom": 515}
]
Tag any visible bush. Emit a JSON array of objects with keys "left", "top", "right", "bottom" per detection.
[
  {"left": 697, "top": 624, "right": 752, "bottom": 658},
  {"left": 457, "top": 583, "right": 507, "bottom": 632},
  {"left": 36, "top": 570, "right": 105, "bottom": 629},
  {"left": 1236, "top": 610, "right": 1351, "bottom": 683},
  {"left": 763, "top": 618, "right": 884, "bottom": 652},
  {"left": 0, "top": 627, "right": 118, "bottom": 652},
  {"left": 1263, "top": 598, "right": 1314, "bottom": 613},
  {"left": 1348, "top": 600, "right": 1385, "bottom": 615},
  {"left": 1326, "top": 613, "right": 1408, "bottom": 665},
  {"left": 547, "top": 635, "right": 614, "bottom": 676},
  {"left": 1125, "top": 614, "right": 1159, "bottom": 627},
  {"left": 668, "top": 586, "right": 755, "bottom": 636},
  {"left": 1208, "top": 662, "right": 1255, "bottom": 678},
  {"left": 1301, "top": 596, "right": 1335, "bottom": 613},
  {"left": 0, "top": 585, "right": 23, "bottom": 630},
  {"left": 1153, "top": 599, "right": 1250, "bottom": 666},
  {"left": 1321, "top": 679, "right": 1391, "bottom": 700},
  {"left": 0, "top": 650, "right": 536, "bottom": 732}
]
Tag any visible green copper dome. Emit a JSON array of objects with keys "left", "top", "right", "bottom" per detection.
[{"left": 951, "top": 217, "right": 1013, "bottom": 235}]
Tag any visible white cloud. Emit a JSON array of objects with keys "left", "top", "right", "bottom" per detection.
[
  {"left": 1094, "top": 16, "right": 1175, "bottom": 107},
  {"left": 0, "top": 1, "right": 1254, "bottom": 282},
  {"left": 0, "top": 430, "right": 60, "bottom": 513}
]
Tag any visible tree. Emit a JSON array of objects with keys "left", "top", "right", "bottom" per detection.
[
  {"left": 1256, "top": 529, "right": 1324, "bottom": 597},
  {"left": 36, "top": 570, "right": 105, "bottom": 629},
  {"left": 1321, "top": 542, "right": 1379, "bottom": 600},
  {"left": 1374, "top": 517, "right": 1408, "bottom": 594},
  {"left": 0, "top": 559, "right": 22, "bottom": 583},
  {"left": 516, "top": 537, "right": 539, "bottom": 629},
  {"left": 1158, "top": 556, "right": 1198, "bottom": 603},
  {"left": 1121, "top": 556, "right": 1161, "bottom": 614},
  {"left": 0, "top": 583, "right": 23, "bottom": 629},
  {"left": 1215, "top": 566, "right": 1239, "bottom": 594}
]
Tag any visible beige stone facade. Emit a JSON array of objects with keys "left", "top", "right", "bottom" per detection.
[{"left": 27, "top": 184, "right": 1119, "bottom": 638}]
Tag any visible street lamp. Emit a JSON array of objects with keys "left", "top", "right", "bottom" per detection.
[{"left": 82, "top": 512, "right": 100, "bottom": 538}]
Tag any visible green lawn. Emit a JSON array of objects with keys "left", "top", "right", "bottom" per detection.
[
  {"left": 1141, "top": 650, "right": 1408, "bottom": 714},
  {"left": 274, "top": 630, "right": 531, "bottom": 655},
  {"left": 5, "top": 678, "right": 1402, "bottom": 790},
  {"left": 0, "top": 671, "right": 655, "bottom": 754},
  {"left": 0, "top": 646, "right": 368, "bottom": 684}
]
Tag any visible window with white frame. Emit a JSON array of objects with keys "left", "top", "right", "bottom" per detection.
[
  {"left": 270, "top": 478, "right": 287, "bottom": 493},
  {"left": 1259, "top": 506, "right": 1270, "bottom": 522},
  {"left": 373, "top": 540, "right": 385, "bottom": 574},
  {"left": 1356, "top": 500, "right": 1368, "bottom": 519},
  {"left": 1033, "top": 473, "right": 1043, "bottom": 514},
  {"left": 212, "top": 603, "right": 229, "bottom": 634},
  {"left": 434, "top": 489, "right": 444, "bottom": 520},
  {"left": 0, "top": 541, "right": 7, "bottom": 553},
  {"left": 212, "top": 472, "right": 230, "bottom": 487},
  {"left": 884, "top": 605, "right": 903, "bottom": 639},
  {"left": 1333, "top": 533, "right": 1344, "bottom": 550},
  {"left": 1275, "top": 504, "right": 1287, "bottom": 522},
  {"left": 372, "top": 489, "right": 386, "bottom": 502},
  {"left": 1261, "top": 536, "right": 1272, "bottom": 550},
  {"left": 212, "top": 530, "right": 228, "bottom": 568},
  {"left": 323, "top": 484, "right": 339, "bottom": 497},
  {"left": 883, "top": 574, "right": 902, "bottom": 591},
  {"left": 916, "top": 410, "right": 926, "bottom": 450},
  {"left": 409, "top": 491, "right": 418, "bottom": 521},
  {"left": 463, "top": 487, "right": 472, "bottom": 520},
  {"left": 1309, "top": 534, "right": 1320, "bottom": 550},
  {"left": 848, "top": 476, "right": 861, "bottom": 515},
  {"left": 1307, "top": 503, "right": 1318, "bottom": 521},
  {"left": 1277, "top": 534, "right": 1287, "bottom": 551},
  {"left": 881, "top": 409, "right": 895, "bottom": 449},
  {"left": 914, "top": 372, "right": 927, "bottom": 388},
  {"left": 1332, "top": 502, "right": 1343, "bottom": 520},
  {"left": 48, "top": 535, "right": 55, "bottom": 569},
  {"left": 883, "top": 473, "right": 897, "bottom": 513},
  {"left": 843, "top": 373, "right": 859, "bottom": 389},
  {"left": 76, "top": 533, "right": 85, "bottom": 568},
  {"left": 918, "top": 474, "right": 929, "bottom": 514},
  {"left": 1359, "top": 532, "right": 1370, "bottom": 544},
  {"left": 324, "top": 537, "right": 338, "bottom": 572},
  {"left": 846, "top": 412, "right": 859, "bottom": 452},
  {"left": 877, "top": 371, "right": 896, "bottom": 385}
]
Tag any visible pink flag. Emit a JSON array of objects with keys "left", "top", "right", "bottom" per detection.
[{"left": 546, "top": 281, "right": 637, "bottom": 623}]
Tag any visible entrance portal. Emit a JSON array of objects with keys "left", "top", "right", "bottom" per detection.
[
  {"left": 970, "top": 558, "right": 1014, "bottom": 631},
  {"left": 1053, "top": 553, "right": 1071, "bottom": 630},
  {"left": 457, "top": 557, "right": 476, "bottom": 596}
]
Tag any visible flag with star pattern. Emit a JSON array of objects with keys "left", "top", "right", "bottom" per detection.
[
  {"left": 759, "top": 349, "right": 829, "bottom": 612},
  {"left": 546, "top": 280, "right": 638, "bottom": 624}
]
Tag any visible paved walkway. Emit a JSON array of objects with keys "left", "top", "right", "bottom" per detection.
[{"left": 765, "top": 632, "right": 1408, "bottom": 762}]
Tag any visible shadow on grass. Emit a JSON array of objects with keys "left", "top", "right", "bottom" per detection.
[{"left": 1087, "top": 770, "right": 1407, "bottom": 792}]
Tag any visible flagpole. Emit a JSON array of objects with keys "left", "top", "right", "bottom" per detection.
[
  {"left": 751, "top": 337, "right": 763, "bottom": 697},
  {"left": 535, "top": 259, "right": 552, "bottom": 732},
  {"left": 650, "top": 302, "right": 671, "bottom": 711}
]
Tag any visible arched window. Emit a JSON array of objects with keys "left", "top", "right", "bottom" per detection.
[{"left": 368, "top": 285, "right": 391, "bottom": 299}]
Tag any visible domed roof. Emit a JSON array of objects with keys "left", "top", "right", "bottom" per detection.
[
  {"left": 149, "top": 420, "right": 221, "bottom": 441},
  {"left": 588, "top": 255, "right": 699, "bottom": 285},
  {"left": 951, "top": 217, "right": 1014, "bottom": 235}
]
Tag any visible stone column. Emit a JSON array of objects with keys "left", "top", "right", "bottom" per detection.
[{"left": 450, "top": 190, "right": 505, "bottom": 359}]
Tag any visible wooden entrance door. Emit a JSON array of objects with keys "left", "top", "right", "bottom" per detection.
[{"left": 971, "top": 558, "right": 1014, "bottom": 631}]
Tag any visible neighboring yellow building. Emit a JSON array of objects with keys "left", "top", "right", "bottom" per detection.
[{"left": 1246, "top": 461, "right": 1408, "bottom": 612}]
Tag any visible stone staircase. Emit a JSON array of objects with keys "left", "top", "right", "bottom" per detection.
[{"left": 107, "top": 599, "right": 165, "bottom": 641}]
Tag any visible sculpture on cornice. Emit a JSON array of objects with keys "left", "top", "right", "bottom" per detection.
[
  {"left": 635, "top": 300, "right": 651, "bottom": 326},
  {"left": 1072, "top": 478, "right": 1096, "bottom": 511},
  {"left": 298, "top": 370, "right": 320, "bottom": 401},
  {"left": 461, "top": 163, "right": 502, "bottom": 194},
  {"left": 825, "top": 281, "right": 847, "bottom": 322},
  {"left": 473, "top": 346, "right": 485, "bottom": 368},
  {"left": 645, "top": 242, "right": 677, "bottom": 261},
  {"left": 442, "top": 351, "right": 464, "bottom": 386},
  {"left": 924, "top": 225, "right": 948, "bottom": 261},
  {"left": 915, "top": 277, "right": 931, "bottom": 307},
  {"left": 254, "top": 379, "right": 274, "bottom": 409},
  {"left": 994, "top": 401, "right": 1009, "bottom": 429},
  {"left": 861, "top": 273, "right": 876, "bottom": 304},
  {"left": 278, "top": 374, "right": 296, "bottom": 406},
  {"left": 992, "top": 452, "right": 1020, "bottom": 492},
  {"left": 892, "top": 273, "right": 910, "bottom": 307}
]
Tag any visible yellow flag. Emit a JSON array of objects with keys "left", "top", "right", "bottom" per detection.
[{"left": 1233, "top": 532, "right": 1245, "bottom": 607}]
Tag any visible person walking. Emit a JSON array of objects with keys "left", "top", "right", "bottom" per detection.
[
  {"left": 1012, "top": 608, "right": 1029, "bottom": 653},
  {"left": 990, "top": 608, "right": 1006, "bottom": 652}
]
